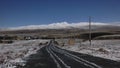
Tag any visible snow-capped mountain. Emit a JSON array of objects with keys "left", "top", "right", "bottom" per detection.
[
  {"left": 0, "top": 22, "right": 120, "bottom": 31},
  {"left": 3, "top": 22, "right": 119, "bottom": 30}
]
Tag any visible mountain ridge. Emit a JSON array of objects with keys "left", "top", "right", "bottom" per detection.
[{"left": 1, "top": 22, "right": 120, "bottom": 31}]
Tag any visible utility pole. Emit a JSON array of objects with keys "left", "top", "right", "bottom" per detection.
[{"left": 89, "top": 16, "right": 92, "bottom": 46}]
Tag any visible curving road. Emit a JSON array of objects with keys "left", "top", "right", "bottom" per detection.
[{"left": 21, "top": 40, "right": 120, "bottom": 68}]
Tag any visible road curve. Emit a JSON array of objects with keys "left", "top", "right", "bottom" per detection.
[{"left": 21, "top": 40, "right": 120, "bottom": 68}]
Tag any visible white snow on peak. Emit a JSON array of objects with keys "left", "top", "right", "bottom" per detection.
[{"left": 5, "top": 22, "right": 115, "bottom": 30}]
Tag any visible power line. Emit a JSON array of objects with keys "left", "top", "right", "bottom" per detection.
[{"left": 89, "top": 16, "right": 92, "bottom": 46}]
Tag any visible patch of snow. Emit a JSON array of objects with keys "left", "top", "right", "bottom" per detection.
[
  {"left": 0, "top": 39, "right": 49, "bottom": 68},
  {"left": 62, "top": 40, "right": 120, "bottom": 61}
]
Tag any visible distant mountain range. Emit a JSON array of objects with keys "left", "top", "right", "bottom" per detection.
[
  {"left": 0, "top": 22, "right": 120, "bottom": 31},
  {"left": 0, "top": 22, "right": 120, "bottom": 36}
]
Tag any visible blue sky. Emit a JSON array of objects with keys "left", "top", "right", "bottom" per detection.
[{"left": 0, "top": 0, "right": 120, "bottom": 28}]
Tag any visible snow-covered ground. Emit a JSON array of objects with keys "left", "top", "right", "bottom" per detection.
[
  {"left": 62, "top": 40, "right": 120, "bottom": 61},
  {"left": 0, "top": 39, "right": 49, "bottom": 68},
  {"left": 1, "top": 39, "right": 120, "bottom": 68}
]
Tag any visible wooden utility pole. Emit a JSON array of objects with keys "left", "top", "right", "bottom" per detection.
[{"left": 89, "top": 16, "right": 92, "bottom": 46}]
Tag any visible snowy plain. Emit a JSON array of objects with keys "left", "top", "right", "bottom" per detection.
[
  {"left": 62, "top": 40, "right": 120, "bottom": 62},
  {"left": 0, "top": 39, "right": 120, "bottom": 68},
  {"left": 0, "top": 40, "right": 48, "bottom": 68}
]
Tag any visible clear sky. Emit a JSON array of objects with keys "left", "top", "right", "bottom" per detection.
[{"left": 0, "top": 0, "right": 120, "bottom": 28}]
